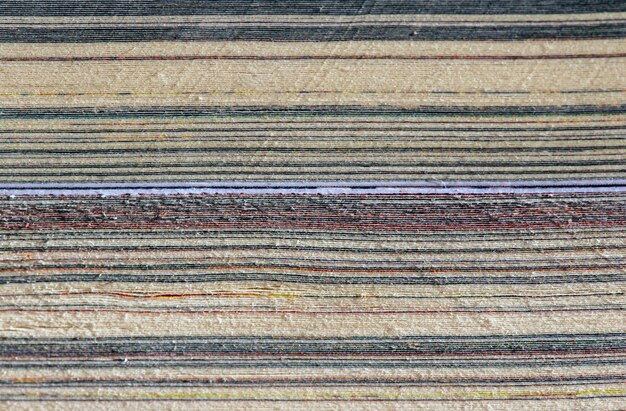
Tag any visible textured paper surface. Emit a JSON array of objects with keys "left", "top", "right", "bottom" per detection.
[{"left": 0, "top": 1, "right": 625, "bottom": 409}]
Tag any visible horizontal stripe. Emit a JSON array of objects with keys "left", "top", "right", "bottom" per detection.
[
  {"left": 2, "top": 105, "right": 624, "bottom": 118},
  {"left": 2, "top": 40, "right": 623, "bottom": 59},
  {"left": 1, "top": 56, "right": 623, "bottom": 107},
  {"left": 3, "top": 53, "right": 626, "bottom": 62},
  {"left": 2, "top": 1, "right": 623, "bottom": 16},
  {"left": 5, "top": 13, "right": 626, "bottom": 24},
  {"left": 2, "top": 23, "right": 624, "bottom": 42}
]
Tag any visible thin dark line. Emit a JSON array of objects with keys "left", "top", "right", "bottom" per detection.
[{"left": 3, "top": 53, "right": 626, "bottom": 62}]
